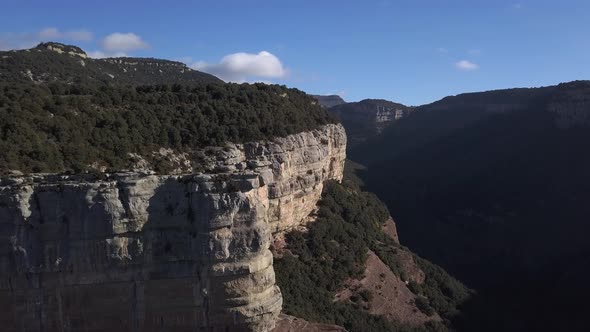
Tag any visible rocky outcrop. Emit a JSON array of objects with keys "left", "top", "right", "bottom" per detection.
[
  {"left": 328, "top": 99, "right": 413, "bottom": 147},
  {"left": 0, "top": 124, "right": 346, "bottom": 332},
  {"left": 42, "top": 42, "right": 88, "bottom": 59},
  {"left": 381, "top": 217, "right": 399, "bottom": 244},
  {"left": 312, "top": 95, "right": 346, "bottom": 108}
]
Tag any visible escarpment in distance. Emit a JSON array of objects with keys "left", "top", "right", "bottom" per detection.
[
  {"left": 327, "top": 99, "right": 414, "bottom": 148},
  {"left": 0, "top": 124, "right": 346, "bottom": 332},
  {"left": 351, "top": 81, "right": 590, "bottom": 331},
  {"left": 312, "top": 95, "right": 346, "bottom": 108}
]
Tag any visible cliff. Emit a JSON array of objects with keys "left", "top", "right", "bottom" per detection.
[
  {"left": 327, "top": 99, "right": 413, "bottom": 147},
  {"left": 0, "top": 124, "right": 346, "bottom": 332},
  {"left": 311, "top": 95, "right": 346, "bottom": 108}
]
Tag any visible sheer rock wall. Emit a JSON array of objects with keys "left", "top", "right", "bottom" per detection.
[{"left": 0, "top": 124, "right": 346, "bottom": 332}]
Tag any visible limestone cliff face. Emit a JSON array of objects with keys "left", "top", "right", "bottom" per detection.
[
  {"left": 327, "top": 99, "right": 413, "bottom": 147},
  {"left": 0, "top": 124, "right": 346, "bottom": 332}
]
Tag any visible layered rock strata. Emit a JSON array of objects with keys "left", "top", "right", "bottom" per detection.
[{"left": 0, "top": 124, "right": 346, "bottom": 332}]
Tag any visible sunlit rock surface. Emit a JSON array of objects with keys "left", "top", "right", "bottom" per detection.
[{"left": 0, "top": 124, "right": 346, "bottom": 332}]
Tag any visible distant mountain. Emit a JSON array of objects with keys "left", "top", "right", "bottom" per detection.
[
  {"left": 312, "top": 94, "right": 346, "bottom": 108},
  {"left": 0, "top": 42, "right": 222, "bottom": 85},
  {"left": 351, "top": 81, "right": 590, "bottom": 331},
  {"left": 350, "top": 82, "right": 589, "bottom": 164},
  {"left": 328, "top": 99, "right": 414, "bottom": 147}
]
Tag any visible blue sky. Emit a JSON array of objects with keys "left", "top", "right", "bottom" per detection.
[{"left": 1, "top": 0, "right": 589, "bottom": 105}]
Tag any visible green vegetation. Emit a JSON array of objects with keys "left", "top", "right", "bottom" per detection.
[
  {"left": 411, "top": 256, "right": 470, "bottom": 318},
  {"left": 414, "top": 297, "right": 435, "bottom": 317},
  {"left": 274, "top": 181, "right": 469, "bottom": 332},
  {"left": 0, "top": 43, "right": 221, "bottom": 85},
  {"left": 359, "top": 289, "right": 374, "bottom": 302},
  {"left": 0, "top": 43, "right": 337, "bottom": 174},
  {"left": 0, "top": 82, "right": 335, "bottom": 173}
]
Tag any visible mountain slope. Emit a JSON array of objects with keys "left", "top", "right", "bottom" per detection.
[
  {"left": 0, "top": 42, "right": 222, "bottom": 85},
  {"left": 273, "top": 180, "right": 470, "bottom": 332},
  {"left": 312, "top": 95, "right": 346, "bottom": 108},
  {"left": 351, "top": 81, "right": 590, "bottom": 331},
  {"left": 329, "top": 99, "right": 414, "bottom": 147}
]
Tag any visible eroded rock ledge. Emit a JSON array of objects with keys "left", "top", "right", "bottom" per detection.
[{"left": 0, "top": 124, "right": 346, "bottom": 332}]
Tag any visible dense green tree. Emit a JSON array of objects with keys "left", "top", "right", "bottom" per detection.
[
  {"left": 0, "top": 82, "right": 335, "bottom": 174},
  {"left": 274, "top": 181, "right": 470, "bottom": 332}
]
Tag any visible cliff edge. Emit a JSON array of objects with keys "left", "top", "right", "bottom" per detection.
[{"left": 0, "top": 124, "right": 346, "bottom": 332}]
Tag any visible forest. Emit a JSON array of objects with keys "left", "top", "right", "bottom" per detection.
[
  {"left": 0, "top": 82, "right": 335, "bottom": 173},
  {"left": 274, "top": 181, "right": 470, "bottom": 332}
]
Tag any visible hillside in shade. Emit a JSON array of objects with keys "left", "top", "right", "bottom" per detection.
[
  {"left": 312, "top": 94, "right": 346, "bottom": 108},
  {"left": 350, "top": 81, "right": 590, "bottom": 331},
  {"left": 328, "top": 99, "right": 414, "bottom": 147}
]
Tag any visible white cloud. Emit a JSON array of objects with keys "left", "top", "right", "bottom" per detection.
[
  {"left": 87, "top": 50, "right": 127, "bottom": 59},
  {"left": 86, "top": 50, "right": 106, "bottom": 58},
  {"left": 101, "top": 33, "right": 148, "bottom": 52},
  {"left": 191, "top": 51, "right": 287, "bottom": 83},
  {"left": 38, "top": 27, "right": 93, "bottom": 41},
  {"left": 39, "top": 27, "right": 60, "bottom": 39},
  {"left": 468, "top": 49, "right": 482, "bottom": 55},
  {"left": 0, "top": 27, "right": 94, "bottom": 51},
  {"left": 455, "top": 60, "right": 479, "bottom": 71}
]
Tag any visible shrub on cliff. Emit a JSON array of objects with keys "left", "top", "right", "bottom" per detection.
[
  {"left": 0, "top": 82, "right": 335, "bottom": 174},
  {"left": 274, "top": 181, "right": 469, "bottom": 332}
]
